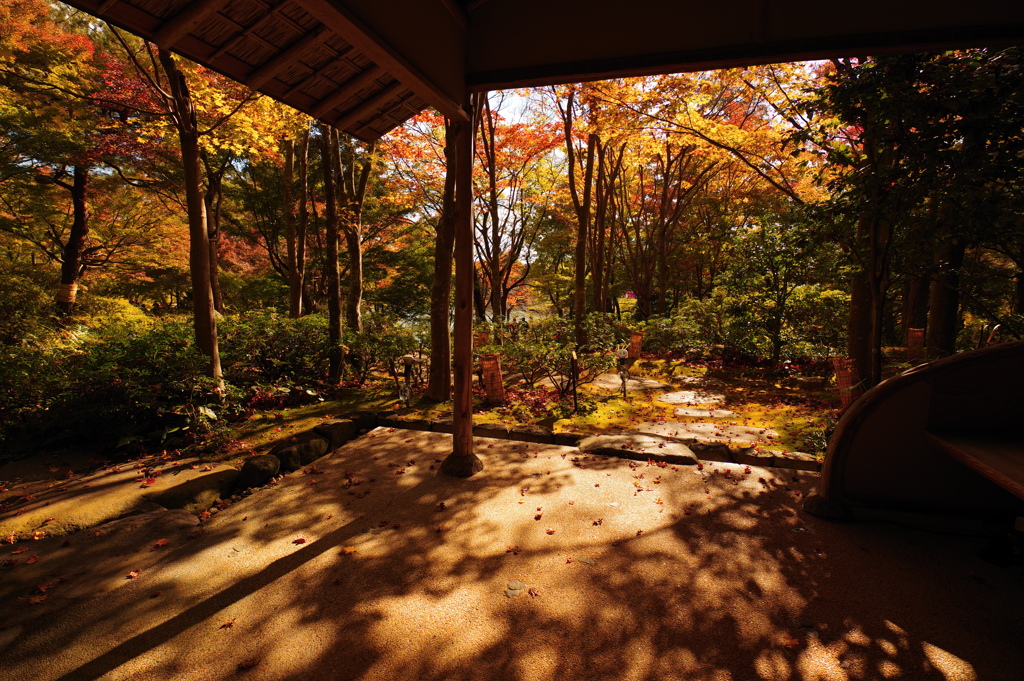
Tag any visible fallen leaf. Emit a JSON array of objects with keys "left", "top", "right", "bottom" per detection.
[
  {"left": 292, "top": 537, "right": 307, "bottom": 545},
  {"left": 126, "top": 570, "right": 141, "bottom": 580},
  {"left": 341, "top": 546, "right": 358, "bottom": 555},
  {"left": 151, "top": 591, "right": 162, "bottom": 598},
  {"left": 26, "top": 555, "right": 39, "bottom": 565},
  {"left": 12, "top": 547, "right": 28, "bottom": 555},
  {"left": 237, "top": 660, "right": 258, "bottom": 671},
  {"left": 27, "top": 595, "right": 47, "bottom": 605},
  {"left": 151, "top": 538, "right": 169, "bottom": 551},
  {"left": 220, "top": 618, "right": 236, "bottom": 629},
  {"left": 527, "top": 587, "right": 539, "bottom": 597},
  {"left": 545, "top": 529, "right": 555, "bottom": 535}
]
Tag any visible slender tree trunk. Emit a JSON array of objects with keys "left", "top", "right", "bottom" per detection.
[
  {"left": 426, "top": 120, "right": 458, "bottom": 402},
  {"left": 902, "top": 273, "right": 930, "bottom": 344},
  {"left": 320, "top": 124, "right": 343, "bottom": 382},
  {"left": 283, "top": 138, "right": 302, "bottom": 318},
  {"left": 159, "top": 49, "right": 222, "bottom": 387},
  {"left": 203, "top": 177, "right": 224, "bottom": 313},
  {"left": 926, "top": 239, "right": 965, "bottom": 357},
  {"left": 56, "top": 164, "right": 90, "bottom": 318},
  {"left": 296, "top": 128, "right": 310, "bottom": 313},
  {"left": 847, "top": 267, "right": 872, "bottom": 391},
  {"left": 573, "top": 134, "right": 597, "bottom": 344}
]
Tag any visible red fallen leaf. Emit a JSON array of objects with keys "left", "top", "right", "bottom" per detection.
[
  {"left": 545, "top": 529, "right": 555, "bottom": 535},
  {"left": 527, "top": 587, "right": 539, "bottom": 597},
  {"left": 436, "top": 502, "right": 446, "bottom": 512},
  {"left": 126, "top": 570, "right": 141, "bottom": 580},
  {"left": 292, "top": 537, "right": 307, "bottom": 545},
  {"left": 395, "top": 468, "right": 406, "bottom": 475},
  {"left": 744, "top": 466, "right": 752, "bottom": 474},
  {"left": 202, "top": 465, "right": 214, "bottom": 472},
  {"left": 198, "top": 510, "right": 211, "bottom": 520},
  {"left": 27, "top": 594, "right": 47, "bottom": 605},
  {"left": 88, "top": 530, "right": 104, "bottom": 539},
  {"left": 31, "top": 531, "right": 45, "bottom": 541},
  {"left": 82, "top": 483, "right": 92, "bottom": 488},
  {"left": 190, "top": 464, "right": 199, "bottom": 470},
  {"left": 404, "top": 438, "right": 413, "bottom": 443},
  {"left": 505, "top": 545, "right": 520, "bottom": 555},
  {"left": 781, "top": 634, "right": 801, "bottom": 649},
  {"left": 140, "top": 478, "right": 157, "bottom": 487},
  {"left": 636, "top": 530, "right": 644, "bottom": 536},
  {"left": 32, "top": 583, "right": 52, "bottom": 594},
  {"left": 150, "top": 539, "right": 169, "bottom": 551},
  {"left": 566, "top": 557, "right": 574, "bottom": 563},
  {"left": 593, "top": 519, "right": 603, "bottom": 526},
  {"left": 26, "top": 555, "right": 39, "bottom": 564},
  {"left": 696, "top": 463, "right": 704, "bottom": 471},
  {"left": 220, "top": 618, "right": 236, "bottom": 629},
  {"left": 12, "top": 546, "right": 28, "bottom": 555},
  {"left": 534, "top": 514, "right": 543, "bottom": 520},
  {"left": 326, "top": 514, "right": 334, "bottom": 519},
  {"left": 306, "top": 480, "right": 319, "bottom": 485},
  {"left": 237, "top": 660, "right": 258, "bottom": 670},
  {"left": 43, "top": 517, "right": 55, "bottom": 524}
]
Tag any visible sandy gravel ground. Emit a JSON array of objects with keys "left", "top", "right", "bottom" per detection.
[{"left": 1, "top": 428, "right": 1021, "bottom": 681}]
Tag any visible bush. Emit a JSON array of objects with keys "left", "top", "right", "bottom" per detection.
[
  {"left": 0, "top": 318, "right": 220, "bottom": 448},
  {"left": 343, "top": 313, "right": 417, "bottom": 386},
  {"left": 219, "top": 311, "right": 330, "bottom": 386},
  {"left": 493, "top": 313, "right": 619, "bottom": 398}
]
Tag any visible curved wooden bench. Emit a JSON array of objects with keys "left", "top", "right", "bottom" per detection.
[{"left": 804, "top": 340, "right": 1024, "bottom": 526}]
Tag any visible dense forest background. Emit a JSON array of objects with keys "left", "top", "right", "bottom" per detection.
[{"left": 2, "top": 0, "right": 1023, "bottom": 448}]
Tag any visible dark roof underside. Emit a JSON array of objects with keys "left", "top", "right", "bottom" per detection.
[{"left": 59, "top": 0, "right": 1024, "bottom": 140}]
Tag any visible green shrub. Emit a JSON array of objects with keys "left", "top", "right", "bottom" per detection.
[{"left": 343, "top": 313, "right": 417, "bottom": 386}]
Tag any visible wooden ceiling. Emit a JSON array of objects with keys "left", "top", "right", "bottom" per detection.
[{"left": 60, "top": 0, "right": 1024, "bottom": 141}]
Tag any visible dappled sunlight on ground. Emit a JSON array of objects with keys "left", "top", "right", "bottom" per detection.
[{"left": 1, "top": 429, "right": 1020, "bottom": 680}]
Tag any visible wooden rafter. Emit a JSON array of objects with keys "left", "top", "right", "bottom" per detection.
[
  {"left": 153, "top": 0, "right": 231, "bottom": 49},
  {"left": 293, "top": 0, "right": 467, "bottom": 121},
  {"left": 244, "top": 25, "right": 330, "bottom": 89},
  {"left": 310, "top": 64, "right": 383, "bottom": 119},
  {"left": 331, "top": 80, "right": 401, "bottom": 130}
]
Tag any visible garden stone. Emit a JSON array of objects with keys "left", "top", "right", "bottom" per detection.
[
  {"left": 271, "top": 431, "right": 329, "bottom": 471},
  {"left": 657, "top": 391, "right": 726, "bottom": 405},
  {"left": 730, "top": 448, "right": 778, "bottom": 468},
  {"left": 508, "top": 424, "right": 553, "bottom": 444},
  {"left": 591, "top": 373, "right": 673, "bottom": 391},
  {"left": 675, "top": 376, "right": 725, "bottom": 388},
  {"left": 235, "top": 455, "right": 280, "bottom": 490},
  {"left": 343, "top": 411, "right": 378, "bottom": 432},
  {"left": 674, "top": 407, "right": 735, "bottom": 418},
  {"left": 772, "top": 451, "right": 821, "bottom": 472},
  {"left": 578, "top": 433, "right": 698, "bottom": 465},
  {"left": 686, "top": 442, "right": 735, "bottom": 463},
  {"left": 473, "top": 424, "right": 509, "bottom": 440},
  {"left": 431, "top": 418, "right": 454, "bottom": 434},
  {"left": 553, "top": 432, "right": 583, "bottom": 447},
  {"left": 150, "top": 467, "right": 239, "bottom": 514},
  {"left": 392, "top": 417, "right": 433, "bottom": 432},
  {"left": 313, "top": 419, "right": 357, "bottom": 450},
  {"left": 633, "top": 421, "right": 779, "bottom": 446},
  {"left": 787, "top": 376, "right": 829, "bottom": 391}
]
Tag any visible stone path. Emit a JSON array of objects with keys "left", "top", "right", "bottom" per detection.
[{"left": 656, "top": 390, "right": 726, "bottom": 405}]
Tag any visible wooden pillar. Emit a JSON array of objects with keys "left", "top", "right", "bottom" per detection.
[{"left": 440, "top": 95, "right": 483, "bottom": 478}]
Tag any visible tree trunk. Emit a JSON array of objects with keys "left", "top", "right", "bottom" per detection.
[
  {"left": 159, "top": 49, "right": 222, "bottom": 387},
  {"left": 847, "top": 267, "right": 872, "bottom": 392},
  {"left": 426, "top": 120, "right": 459, "bottom": 402},
  {"left": 926, "top": 239, "right": 965, "bottom": 357},
  {"left": 320, "top": 124, "right": 343, "bottom": 382},
  {"left": 283, "top": 138, "right": 303, "bottom": 318},
  {"left": 573, "top": 134, "right": 597, "bottom": 345},
  {"left": 902, "top": 273, "right": 929, "bottom": 344},
  {"left": 203, "top": 175, "right": 224, "bottom": 313},
  {"left": 296, "top": 127, "right": 310, "bottom": 313},
  {"left": 56, "top": 164, "right": 90, "bottom": 318}
]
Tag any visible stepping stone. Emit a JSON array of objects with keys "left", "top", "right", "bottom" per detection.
[
  {"left": 674, "top": 407, "right": 735, "bottom": 418},
  {"left": 578, "top": 434, "right": 698, "bottom": 465},
  {"left": 591, "top": 373, "right": 673, "bottom": 391},
  {"left": 675, "top": 376, "right": 726, "bottom": 388},
  {"left": 633, "top": 421, "right": 779, "bottom": 445},
  {"left": 657, "top": 391, "right": 726, "bottom": 405}
]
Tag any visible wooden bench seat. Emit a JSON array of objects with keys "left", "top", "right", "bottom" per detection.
[{"left": 926, "top": 432, "right": 1024, "bottom": 501}]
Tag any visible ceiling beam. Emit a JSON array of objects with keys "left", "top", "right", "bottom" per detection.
[
  {"left": 245, "top": 25, "right": 330, "bottom": 90},
  {"left": 332, "top": 80, "right": 402, "bottom": 131},
  {"left": 293, "top": 0, "right": 468, "bottom": 121},
  {"left": 153, "top": 0, "right": 231, "bottom": 49},
  {"left": 310, "top": 64, "right": 383, "bottom": 119}
]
